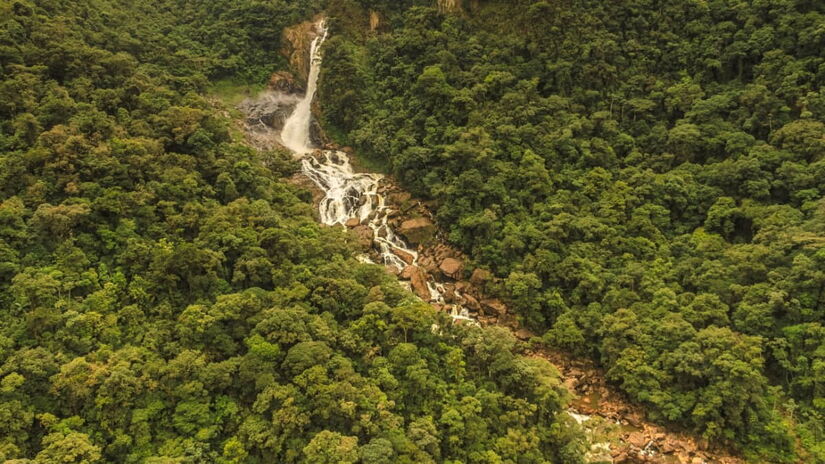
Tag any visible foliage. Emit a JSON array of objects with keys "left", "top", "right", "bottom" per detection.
[
  {"left": 319, "top": 0, "right": 825, "bottom": 460},
  {"left": 0, "top": 0, "right": 584, "bottom": 462}
]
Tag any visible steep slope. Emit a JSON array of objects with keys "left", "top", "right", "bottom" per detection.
[
  {"left": 318, "top": 0, "right": 825, "bottom": 461},
  {"left": 0, "top": 1, "right": 584, "bottom": 462}
]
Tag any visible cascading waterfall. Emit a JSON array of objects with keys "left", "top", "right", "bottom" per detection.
[
  {"left": 280, "top": 21, "right": 328, "bottom": 154},
  {"left": 280, "top": 19, "right": 475, "bottom": 324}
]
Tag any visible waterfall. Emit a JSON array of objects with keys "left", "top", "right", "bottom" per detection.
[
  {"left": 281, "top": 20, "right": 328, "bottom": 154},
  {"left": 277, "top": 19, "right": 477, "bottom": 324}
]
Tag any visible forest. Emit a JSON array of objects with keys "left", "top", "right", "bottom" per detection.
[
  {"left": 318, "top": 0, "right": 825, "bottom": 462},
  {"left": 0, "top": 0, "right": 586, "bottom": 462}
]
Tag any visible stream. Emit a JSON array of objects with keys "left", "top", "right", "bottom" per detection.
[
  {"left": 237, "top": 18, "right": 735, "bottom": 464},
  {"left": 279, "top": 20, "right": 475, "bottom": 325}
]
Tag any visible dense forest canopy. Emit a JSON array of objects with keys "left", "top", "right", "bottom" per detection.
[
  {"left": 0, "top": 0, "right": 585, "bottom": 462},
  {"left": 318, "top": 0, "right": 825, "bottom": 461}
]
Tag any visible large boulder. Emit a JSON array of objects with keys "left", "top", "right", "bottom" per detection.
[
  {"left": 439, "top": 257, "right": 463, "bottom": 279},
  {"left": 401, "top": 265, "right": 431, "bottom": 300},
  {"left": 470, "top": 268, "right": 492, "bottom": 286},
  {"left": 481, "top": 298, "right": 507, "bottom": 316},
  {"left": 352, "top": 225, "right": 374, "bottom": 250},
  {"left": 399, "top": 217, "right": 436, "bottom": 245}
]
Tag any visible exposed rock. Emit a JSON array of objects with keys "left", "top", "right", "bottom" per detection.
[
  {"left": 439, "top": 257, "right": 463, "bottom": 279},
  {"left": 481, "top": 298, "right": 507, "bottom": 316},
  {"left": 399, "top": 217, "right": 436, "bottom": 244},
  {"left": 345, "top": 217, "right": 360, "bottom": 227},
  {"left": 628, "top": 432, "right": 648, "bottom": 449},
  {"left": 470, "top": 268, "right": 493, "bottom": 286},
  {"left": 462, "top": 293, "right": 481, "bottom": 311},
  {"left": 352, "top": 225, "right": 374, "bottom": 249},
  {"left": 268, "top": 70, "right": 303, "bottom": 94},
  {"left": 515, "top": 328, "right": 533, "bottom": 340},
  {"left": 369, "top": 10, "right": 382, "bottom": 31},
  {"left": 418, "top": 255, "right": 440, "bottom": 275},
  {"left": 401, "top": 265, "right": 430, "bottom": 300},
  {"left": 392, "top": 247, "right": 415, "bottom": 265},
  {"left": 281, "top": 20, "right": 321, "bottom": 80},
  {"left": 437, "top": 0, "right": 463, "bottom": 14},
  {"left": 388, "top": 191, "right": 411, "bottom": 204}
]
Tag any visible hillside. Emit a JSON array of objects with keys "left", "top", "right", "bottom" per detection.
[
  {"left": 0, "top": 1, "right": 584, "bottom": 462},
  {"left": 318, "top": 0, "right": 825, "bottom": 461}
]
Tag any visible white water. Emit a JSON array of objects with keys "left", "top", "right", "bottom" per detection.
[
  {"left": 281, "top": 21, "right": 328, "bottom": 154},
  {"left": 278, "top": 19, "right": 477, "bottom": 324}
]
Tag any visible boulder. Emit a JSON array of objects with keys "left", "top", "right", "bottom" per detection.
[
  {"left": 352, "top": 225, "right": 374, "bottom": 249},
  {"left": 392, "top": 247, "right": 415, "bottom": 265},
  {"left": 388, "top": 191, "right": 411, "bottom": 204},
  {"left": 481, "top": 298, "right": 507, "bottom": 316},
  {"left": 515, "top": 328, "right": 533, "bottom": 340},
  {"left": 462, "top": 293, "right": 481, "bottom": 311},
  {"left": 439, "top": 257, "right": 463, "bottom": 279},
  {"left": 400, "top": 265, "right": 431, "bottom": 300},
  {"left": 399, "top": 217, "right": 436, "bottom": 245},
  {"left": 345, "top": 217, "right": 361, "bottom": 227},
  {"left": 627, "top": 432, "right": 648, "bottom": 449},
  {"left": 470, "top": 268, "right": 493, "bottom": 286}
]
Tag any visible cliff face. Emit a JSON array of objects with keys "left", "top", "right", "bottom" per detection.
[{"left": 281, "top": 19, "right": 323, "bottom": 82}]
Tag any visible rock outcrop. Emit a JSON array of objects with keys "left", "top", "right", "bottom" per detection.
[
  {"left": 268, "top": 71, "right": 303, "bottom": 94},
  {"left": 281, "top": 19, "right": 322, "bottom": 81},
  {"left": 401, "top": 265, "right": 430, "bottom": 300},
  {"left": 439, "top": 257, "right": 463, "bottom": 279},
  {"left": 399, "top": 217, "right": 437, "bottom": 244}
]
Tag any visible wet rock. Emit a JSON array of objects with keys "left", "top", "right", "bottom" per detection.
[
  {"left": 418, "top": 255, "right": 439, "bottom": 275},
  {"left": 399, "top": 217, "right": 436, "bottom": 245},
  {"left": 392, "top": 247, "right": 415, "bottom": 265},
  {"left": 470, "top": 268, "right": 492, "bottom": 287},
  {"left": 345, "top": 217, "right": 360, "bottom": 227},
  {"left": 281, "top": 19, "right": 322, "bottom": 80},
  {"left": 481, "top": 298, "right": 507, "bottom": 316},
  {"left": 442, "top": 283, "right": 457, "bottom": 303},
  {"left": 439, "top": 257, "right": 463, "bottom": 279},
  {"left": 401, "top": 265, "right": 430, "bottom": 300}
]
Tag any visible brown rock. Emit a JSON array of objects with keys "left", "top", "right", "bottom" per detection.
[
  {"left": 400, "top": 265, "right": 430, "bottom": 300},
  {"left": 439, "top": 257, "right": 463, "bottom": 279},
  {"left": 418, "top": 255, "right": 439, "bottom": 275},
  {"left": 400, "top": 265, "right": 415, "bottom": 280},
  {"left": 392, "top": 247, "right": 415, "bottom": 265},
  {"left": 481, "top": 298, "right": 507, "bottom": 316},
  {"left": 281, "top": 20, "right": 323, "bottom": 80},
  {"left": 627, "top": 432, "right": 648, "bottom": 449},
  {"left": 388, "top": 191, "right": 412, "bottom": 205},
  {"left": 462, "top": 293, "right": 481, "bottom": 311},
  {"left": 661, "top": 437, "right": 679, "bottom": 454},
  {"left": 352, "top": 225, "right": 374, "bottom": 249},
  {"left": 345, "top": 217, "right": 360, "bottom": 227},
  {"left": 399, "top": 217, "right": 436, "bottom": 245},
  {"left": 470, "top": 268, "right": 492, "bottom": 286},
  {"left": 515, "top": 328, "right": 533, "bottom": 340},
  {"left": 268, "top": 71, "right": 302, "bottom": 93}
]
